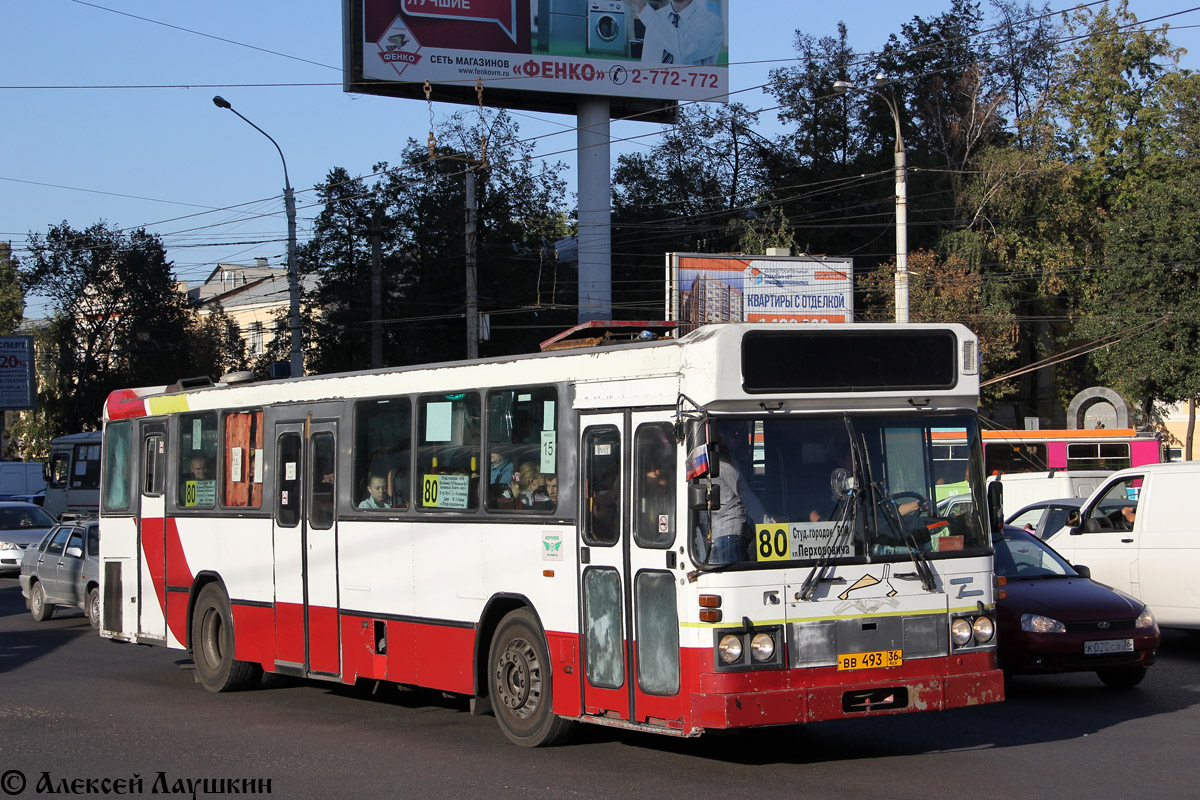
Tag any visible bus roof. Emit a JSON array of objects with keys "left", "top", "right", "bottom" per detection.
[{"left": 103, "top": 322, "right": 980, "bottom": 423}]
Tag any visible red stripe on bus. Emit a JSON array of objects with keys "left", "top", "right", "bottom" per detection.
[{"left": 105, "top": 388, "right": 149, "bottom": 421}]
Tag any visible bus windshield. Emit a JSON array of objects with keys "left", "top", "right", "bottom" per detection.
[{"left": 690, "top": 414, "right": 987, "bottom": 566}]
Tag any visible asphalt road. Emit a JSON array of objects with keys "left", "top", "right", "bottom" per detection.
[{"left": 2, "top": 577, "right": 1198, "bottom": 800}]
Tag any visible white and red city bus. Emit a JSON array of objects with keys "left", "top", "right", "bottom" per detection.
[{"left": 98, "top": 323, "right": 1003, "bottom": 746}]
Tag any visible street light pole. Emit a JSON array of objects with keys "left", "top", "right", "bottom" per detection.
[
  {"left": 833, "top": 77, "right": 909, "bottom": 324},
  {"left": 212, "top": 95, "right": 304, "bottom": 376}
]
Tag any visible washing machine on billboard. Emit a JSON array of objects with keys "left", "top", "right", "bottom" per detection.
[
  {"left": 539, "top": 0, "right": 587, "bottom": 53},
  {"left": 587, "top": 1, "right": 628, "bottom": 56}
]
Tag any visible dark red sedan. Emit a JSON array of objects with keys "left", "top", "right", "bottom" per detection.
[{"left": 994, "top": 526, "right": 1159, "bottom": 688}]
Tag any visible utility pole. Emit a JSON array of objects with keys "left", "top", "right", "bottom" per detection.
[
  {"left": 212, "top": 96, "right": 305, "bottom": 374},
  {"left": 465, "top": 168, "right": 479, "bottom": 359},
  {"left": 370, "top": 205, "right": 384, "bottom": 369}
]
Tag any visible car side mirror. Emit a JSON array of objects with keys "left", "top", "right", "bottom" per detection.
[
  {"left": 65, "top": 546, "right": 83, "bottom": 558},
  {"left": 1073, "top": 564, "right": 1091, "bottom": 579}
]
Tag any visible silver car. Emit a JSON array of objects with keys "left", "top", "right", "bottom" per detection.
[
  {"left": 18, "top": 520, "right": 101, "bottom": 628},
  {"left": 0, "top": 501, "right": 58, "bottom": 576}
]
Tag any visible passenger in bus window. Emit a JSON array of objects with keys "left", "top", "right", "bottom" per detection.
[
  {"left": 515, "top": 462, "right": 549, "bottom": 508},
  {"left": 489, "top": 449, "right": 515, "bottom": 485},
  {"left": 709, "top": 423, "right": 772, "bottom": 562},
  {"left": 359, "top": 473, "right": 391, "bottom": 509},
  {"left": 186, "top": 455, "right": 212, "bottom": 481},
  {"left": 534, "top": 474, "right": 558, "bottom": 510}
]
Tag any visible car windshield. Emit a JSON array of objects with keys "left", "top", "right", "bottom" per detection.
[
  {"left": 993, "top": 527, "right": 1077, "bottom": 579},
  {"left": 0, "top": 505, "right": 56, "bottom": 530},
  {"left": 689, "top": 413, "right": 989, "bottom": 566}
]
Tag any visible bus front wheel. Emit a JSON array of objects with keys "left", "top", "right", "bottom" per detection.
[
  {"left": 191, "top": 583, "right": 261, "bottom": 692},
  {"left": 488, "top": 609, "right": 575, "bottom": 747}
]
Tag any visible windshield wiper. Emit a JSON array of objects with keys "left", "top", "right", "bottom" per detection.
[
  {"left": 798, "top": 417, "right": 861, "bottom": 600},
  {"left": 864, "top": 458, "right": 936, "bottom": 593}
]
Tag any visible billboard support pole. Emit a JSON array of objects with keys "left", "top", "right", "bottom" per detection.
[{"left": 577, "top": 99, "right": 612, "bottom": 323}]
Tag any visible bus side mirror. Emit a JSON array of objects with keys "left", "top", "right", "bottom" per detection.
[
  {"left": 987, "top": 481, "right": 1004, "bottom": 534},
  {"left": 689, "top": 482, "right": 721, "bottom": 511}
]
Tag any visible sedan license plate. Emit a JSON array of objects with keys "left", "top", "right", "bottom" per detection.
[
  {"left": 1084, "top": 639, "right": 1134, "bottom": 655},
  {"left": 838, "top": 649, "right": 902, "bottom": 671}
]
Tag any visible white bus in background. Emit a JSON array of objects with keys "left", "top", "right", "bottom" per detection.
[
  {"left": 98, "top": 323, "right": 1003, "bottom": 746},
  {"left": 43, "top": 432, "right": 102, "bottom": 519}
]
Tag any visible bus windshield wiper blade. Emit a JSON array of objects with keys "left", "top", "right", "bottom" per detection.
[
  {"left": 799, "top": 417, "right": 861, "bottom": 600},
  {"left": 871, "top": 479, "right": 936, "bottom": 592}
]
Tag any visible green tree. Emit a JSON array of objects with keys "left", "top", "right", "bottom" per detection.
[
  {"left": 950, "top": 2, "right": 1181, "bottom": 422},
  {"left": 300, "top": 167, "right": 405, "bottom": 374},
  {"left": 21, "top": 222, "right": 191, "bottom": 434},
  {"left": 860, "top": 249, "right": 1019, "bottom": 410},
  {"left": 189, "top": 303, "right": 248, "bottom": 380},
  {"left": 612, "top": 103, "right": 770, "bottom": 317},
  {"left": 0, "top": 241, "right": 24, "bottom": 333},
  {"left": 1078, "top": 167, "right": 1200, "bottom": 417}
]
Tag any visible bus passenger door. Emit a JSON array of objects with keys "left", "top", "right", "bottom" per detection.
[
  {"left": 137, "top": 420, "right": 168, "bottom": 643},
  {"left": 579, "top": 412, "right": 684, "bottom": 727},
  {"left": 272, "top": 420, "right": 341, "bottom": 678}
]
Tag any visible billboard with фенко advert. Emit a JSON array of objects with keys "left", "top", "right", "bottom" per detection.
[{"left": 344, "top": 0, "right": 729, "bottom": 121}]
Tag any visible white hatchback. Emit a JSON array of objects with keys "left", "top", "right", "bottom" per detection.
[{"left": 0, "top": 501, "right": 58, "bottom": 576}]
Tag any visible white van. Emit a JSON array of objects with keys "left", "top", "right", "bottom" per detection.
[
  {"left": 1046, "top": 462, "right": 1200, "bottom": 630},
  {"left": 0, "top": 461, "right": 45, "bottom": 500},
  {"left": 936, "top": 470, "right": 1109, "bottom": 519},
  {"left": 993, "top": 470, "right": 1111, "bottom": 512}
]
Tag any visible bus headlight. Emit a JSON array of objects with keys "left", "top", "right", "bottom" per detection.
[
  {"left": 951, "top": 618, "right": 974, "bottom": 646},
  {"left": 718, "top": 634, "right": 744, "bottom": 664},
  {"left": 972, "top": 615, "right": 995, "bottom": 644},
  {"left": 750, "top": 632, "right": 776, "bottom": 662}
]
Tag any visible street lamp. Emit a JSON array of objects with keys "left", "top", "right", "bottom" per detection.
[
  {"left": 833, "top": 74, "right": 909, "bottom": 324},
  {"left": 212, "top": 95, "right": 304, "bottom": 377}
]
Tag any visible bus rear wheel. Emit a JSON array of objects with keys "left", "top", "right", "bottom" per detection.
[
  {"left": 488, "top": 609, "right": 575, "bottom": 747},
  {"left": 191, "top": 584, "right": 261, "bottom": 692}
]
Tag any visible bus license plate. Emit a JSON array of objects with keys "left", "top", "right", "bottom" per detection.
[
  {"left": 838, "top": 649, "right": 902, "bottom": 671},
  {"left": 1084, "top": 639, "right": 1134, "bottom": 655}
]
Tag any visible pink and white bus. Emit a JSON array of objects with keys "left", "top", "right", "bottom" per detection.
[
  {"left": 981, "top": 428, "right": 1162, "bottom": 475},
  {"left": 98, "top": 323, "right": 1003, "bottom": 746}
]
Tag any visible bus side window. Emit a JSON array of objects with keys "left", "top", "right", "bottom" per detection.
[
  {"left": 178, "top": 412, "right": 218, "bottom": 509},
  {"left": 634, "top": 423, "right": 675, "bottom": 548},
  {"left": 102, "top": 421, "right": 133, "bottom": 513},
  {"left": 73, "top": 444, "right": 102, "bottom": 490},
  {"left": 311, "top": 433, "right": 335, "bottom": 529},
  {"left": 276, "top": 433, "right": 301, "bottom": 528},
  {"left": 417, "top": 393, "right": 480, "bottom": 511},
  {"left": 486, "top": 387, "right": 558, "bottom": 512},
  {"left": 583, "top": 426, "right": 621, "bottom": 546},
  {"left": 354, "top": 398, "right": 411, "bottom": 512},
  {"left": 223, "top": 410, "right": 264, "bottom": 508}
]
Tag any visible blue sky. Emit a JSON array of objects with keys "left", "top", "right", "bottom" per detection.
[{"left": 4, "top": 1, "right": 1199, "bottom": 317}]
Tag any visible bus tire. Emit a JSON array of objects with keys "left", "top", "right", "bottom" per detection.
[
  {"left": 191, "top": 583, "right": 261, "bottom": 692},
  {"left": 29, "top": 581, "right": 54, "bottom": 622},
  {"left": 86, "top": 586, "right": 100, "bottom": 629},
  {"left": 488, "top": 609, "right": 575, "bottom": 747}
]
